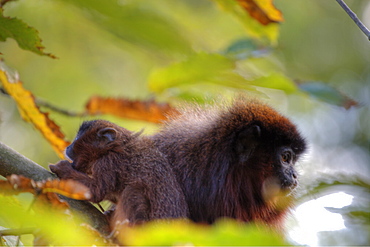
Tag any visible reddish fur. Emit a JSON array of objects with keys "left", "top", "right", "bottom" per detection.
[
  {"left": 50, "top": 99, "right": 306, "bottom": 231},
  {"left": 152, "top": 99, "right": 306, "bottom": 228}
]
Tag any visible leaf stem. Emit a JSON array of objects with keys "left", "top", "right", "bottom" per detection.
[{"left": 335, "top": 0, "right": 370, "bottom": 40}]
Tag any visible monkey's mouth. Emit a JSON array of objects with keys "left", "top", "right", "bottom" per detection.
[
  {"left": 63, "top": 150, "right": 77, "bottom": 169},
  {"left": 65, "top": 153, "right": 73, "bottom": 163},
  {"left": 65, "top": 145, "right": 76, "bottom": 162},
  {"left": 262, "top": 176, "right": 295, "bottom": 203}
]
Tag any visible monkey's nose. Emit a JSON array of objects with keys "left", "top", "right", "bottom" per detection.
[{"left": 281, "top": 170, "right": 298, "bottom": 189}]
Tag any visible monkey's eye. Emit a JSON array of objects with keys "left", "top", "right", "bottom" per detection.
[{"left": 280, "top": 150, "right": 293, "bottom": 164}]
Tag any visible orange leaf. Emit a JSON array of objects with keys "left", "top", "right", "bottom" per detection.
[
  {"left": 0, "top": 174, "right": 91, "bottom": 200},
  {"left": 35, "top": 192, "right": 70, "bottom": 211},
  {"left": 43, "top": 179, "right": 91, "bottom": 200},
  {"left": 85, "top": 96, "right": 179, "bottom": 123},
  {"left": 0, "top": 62, "right": 69, "bottom": 158},
  {"left": 236, "top": 0, "right": 283, "bottom": 25},
  {"left": 0, "top": 174, "right": 36, "bottom": 194}
]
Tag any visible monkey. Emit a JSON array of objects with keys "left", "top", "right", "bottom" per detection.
[
  {"left": 49, "top": 120, "right": 189, "bottom": 227},
  {"left": 151, "top": 99, "right": 307, "bottom": 228}
]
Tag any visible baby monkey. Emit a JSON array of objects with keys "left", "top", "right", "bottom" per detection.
[{"left": 49, "top": 120, "right": 188, "bottom": 227}]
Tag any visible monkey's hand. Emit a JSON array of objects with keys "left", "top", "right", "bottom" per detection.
[{"left": 49, "top": 160, "right": 75, "bottom": 179}]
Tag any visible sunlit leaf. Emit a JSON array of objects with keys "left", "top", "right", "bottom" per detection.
[
  {"left": 298, "top": 174, "right": 370, "bottom": 202},
  {"left": 0, "top": 8, "right": 55, "bottom": 58},
  {"left": 299, "top": 81, "right": 358, "bottom": 109},
  {"left": 236, "top": 0, "right": 283, "bottom": 25},
  {"left": 148, "top": 53, "right": 234, "bottom": 92},
  {"left": 148, "top": 53, "right": 297, "bottom": 96},
  {"left": 213, "top": 0, "right": 280, "bottom": 44},
  {"left": 85, "top": 96, "right": 179, "bottom": 123},
  {"left": 148, "top": 53, "right": 257, "bottom": 93},
  {"left": 0, "top": 61, "right": 69, "bottom": 158},
  {"left": 119, "top": 219, "right": 287, "bottom": 246}
]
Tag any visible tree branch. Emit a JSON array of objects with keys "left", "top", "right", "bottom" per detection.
[
  {"left": 335, "top": 0, "right": 370, "bottom": 40},
  {"left": 0, "top": 142, "right": 110, "bottom": 235}
]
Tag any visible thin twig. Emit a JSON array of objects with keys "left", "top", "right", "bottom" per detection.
[
  {"left": 1, "top": 87, "right": 85, "bottom": 117},
  {"left": 35, "top": 98, "right": 86, "bottom": 117},
  {"left": 335, "top": 0, "right": 370, "bottom": 40}
]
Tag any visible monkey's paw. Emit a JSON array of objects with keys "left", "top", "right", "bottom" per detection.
[{"left": 49, "top": 160, "right": 74, "bottom": 179}]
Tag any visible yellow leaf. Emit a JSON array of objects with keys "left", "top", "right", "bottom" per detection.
[
  {"left": 213, "top": 0, "right": 280, "bottom": 43},
  {"left": 236, "top": 0, "right": 283, "bottom": 25},
  {"left": 0, "top": 61, "right": 69, "bottom": 158}
]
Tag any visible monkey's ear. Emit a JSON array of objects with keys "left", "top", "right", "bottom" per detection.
[
  {"left": 97, "top": 127, "right": 117, "bottom": 142},
  {"left": 236, "top": 125, "right": 261, "bottom": 162}
]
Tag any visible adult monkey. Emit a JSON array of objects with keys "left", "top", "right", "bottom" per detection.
[{"left": 152, "top": 99, "right": 307, "bottom": 228}]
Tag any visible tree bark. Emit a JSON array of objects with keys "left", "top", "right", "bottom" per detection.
[{"left": 0, "top": 141, "right": 110, "bottom": 235}]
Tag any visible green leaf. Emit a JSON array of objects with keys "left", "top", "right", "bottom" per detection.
[
  {"left": 62, "top": 0, "right": 192, "bottom": 54},
  {"left": 249, "top": 73, "right": 298, "bottom": 93},
  {"left": 0, "top": 8, "right": 55, "bottom": 58},
  {"left": 148, "top": 53, "right": 298, "bottom": 96},
  {"left": 148, "top": 53, "right": 259, "bottom": 93}
]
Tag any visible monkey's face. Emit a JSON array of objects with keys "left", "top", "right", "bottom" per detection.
[
  {"left": 274, "top": 146, "right": 298, "bottom": 189},
  {"left": 235, "top": 123, "right": 304, "bottom": 195},
  {"left": 256, "top": 146, "right": 299, "bottom": 209},
  {"left": 253, "top": 143, "right": 302, "bottom": 193}
]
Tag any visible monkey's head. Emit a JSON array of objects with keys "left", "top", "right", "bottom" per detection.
[
  {"left": 66, "top": 120, "right": 133, "bottom": 174},
  {"left": 226, "top": 100, "right": 307, "bottom": 197}
]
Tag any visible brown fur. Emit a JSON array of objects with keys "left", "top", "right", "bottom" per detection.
[
  {"left": 152, "top": 99, "right": 307, "bottom": 228},
  {"left": 49, "top": 120, "right": 188, "bottom": 227}
]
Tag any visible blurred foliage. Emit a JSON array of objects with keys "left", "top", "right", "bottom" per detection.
[
  {"left": 0, "top": 194, "right": 107, "bottom": 246},
  {"left": 120, "top": 219, "right": 287, "bottom": 246},
  {"left": 0, "top": 0, "right": 369, "bottom": 246}
]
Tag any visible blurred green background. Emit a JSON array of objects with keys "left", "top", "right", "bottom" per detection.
[{"left": 0, "top": 0, "right": 369, "bottom": 245}]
